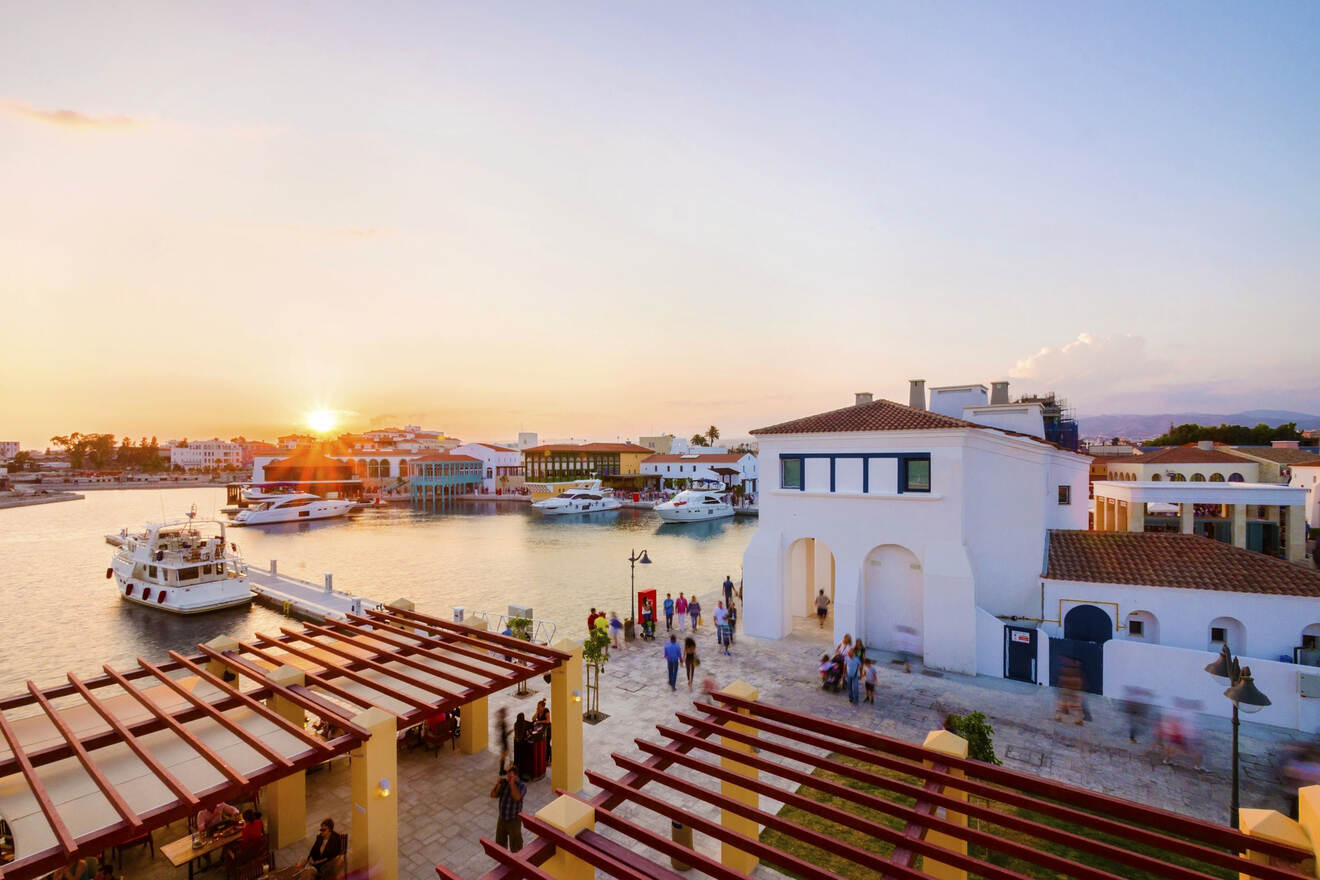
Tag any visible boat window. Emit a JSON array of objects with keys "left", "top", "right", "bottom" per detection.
[
  {"left": 283, "top": 499, "right": 312, "bottom": 507},
  {"left": 148, "top": 565, "right": 157, "bottom": 578},
  {"left": 178, "top": 567, "right": 200, "bottom": 581}
]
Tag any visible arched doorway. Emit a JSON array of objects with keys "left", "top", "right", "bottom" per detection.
[
  {"left": 1064, "top": 605, "right": 1112, "bottom": 642},
  {"left": 861, "top": 545, "right": 923, "bottom": 654},
  {"left": 786, "top": 537, "right": 835, "bottom": 621}
]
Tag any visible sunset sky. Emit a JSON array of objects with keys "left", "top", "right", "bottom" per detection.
[{"left": 3, "top": 2, "right": 1317, "bottom": 449}]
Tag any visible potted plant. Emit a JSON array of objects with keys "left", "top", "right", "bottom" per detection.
[{"left": 582, "top": 627, "right": 610, "bottom": 721}]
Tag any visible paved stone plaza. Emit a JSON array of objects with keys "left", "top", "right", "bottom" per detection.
[{"left": 124, "top": 590, "right": 1309, "bottom": 879}]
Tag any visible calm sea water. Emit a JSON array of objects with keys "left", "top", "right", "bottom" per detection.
[{"left": 0, "top": 489, "right": 755, "bottom": 696}]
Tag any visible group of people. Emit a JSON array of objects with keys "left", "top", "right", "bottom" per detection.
[{"left": 819, "top": 633, "right": 879, "bottom": 705}]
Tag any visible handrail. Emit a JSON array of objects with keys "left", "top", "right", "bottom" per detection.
[{"left": 468, "top": 611, "right": 558, "bottom": 646}]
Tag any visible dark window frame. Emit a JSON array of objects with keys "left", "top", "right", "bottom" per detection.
[
  {"left": 781, "top": 457, "right": 804, "bottom": 490},
  {"left": 1058, "top": 485, "right": 1071, "bottom": 505}
]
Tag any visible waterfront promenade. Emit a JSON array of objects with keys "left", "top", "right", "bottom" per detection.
[{"left": 105, "top": 588, "right": 1305, "bottom": 880}]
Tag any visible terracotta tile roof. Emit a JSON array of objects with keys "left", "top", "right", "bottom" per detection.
[
  {"left": 1292, "top": 459, "right": 1320, "bottom": 468},
  {"left": 410, "top": 453, "right": 481, "bottom": 463},
  {"left": 1132, "top": 445, "right": 1246, "bottom": 466},
  {"left": 1044, "top": 531, "right": 1320, "bottom": 597},
  {"left": 522, "top": 442, "right": 654, "bottom": 453},
  {"left": 469, "top": 443, "right": 520, "bottom": 453},
  {"left": 642, "top": 453, "right": 746, "bottom": 463},
  {"left": 1228, "top": 447, "right": 1320, "bottom": 465},
  {"left": 751, "top": 399, "right": 975, "bottom": 435}
]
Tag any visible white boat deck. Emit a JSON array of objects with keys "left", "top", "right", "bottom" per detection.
[{"left": 104, "top": 534, "right": 378, "bottom": 622}]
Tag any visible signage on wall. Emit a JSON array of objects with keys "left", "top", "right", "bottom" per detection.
[{"left": 1010, "top": 631, "right": 1032, "bottom": 644}]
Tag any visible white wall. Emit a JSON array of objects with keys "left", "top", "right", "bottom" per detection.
[
  {"left": 452, "top": 443, "right": 521, "bottom": 491},
  {"left": 1291, "top": 467, "right": 1320, "bottom": 529},
  {"left": 962, "top": 403, "right": 1046, "bottom": 439},
  {"left": 1042, "top": 579, "right": 1320, "bottom": 661},
  {"left": 975, "top": 607, "right": 1005, "bottom": 677},
  {"left": 1104, "top": 640, "right": 1320, "bottom": 731},
  {"left": 929, "top": 386, "right": 987, "bottom": 419}
]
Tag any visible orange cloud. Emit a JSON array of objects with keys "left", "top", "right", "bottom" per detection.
[{"left": 2, "top": 99, "right": 138, "bottom": 130}]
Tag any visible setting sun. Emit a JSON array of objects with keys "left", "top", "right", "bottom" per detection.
[{"left": 306, "top": 409, "right": 339, "bottom": 434}]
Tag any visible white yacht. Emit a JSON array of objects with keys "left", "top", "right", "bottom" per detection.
[
  {"left": 239, "top": 483, "right": 301, "bottom": 504},
  {"left": 108, "top": 512, "right": 254, "bottom": 614},
  {"left": 231, "top": 493, "right": 356, "bottom": 526},
  {"left": 654, "top": 488, "right": 735, "bottom": 523},
  {"left": 531, "top": 480, "right": 622, "bottom": 515}
]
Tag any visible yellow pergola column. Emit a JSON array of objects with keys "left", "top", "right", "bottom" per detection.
[
  {"left": 1231, "top": 504, "right": 1248, "bottom": 548},
  {"left": 921, "top": 729, "right": 969, "bottom": 880},
  {"left": 1288, "top": 506, "right": 1307, "bottom": 564},
  {"left": 1296, "top": 785, "right": 1320, "bottom": 870},
  {"left": 459, "top": 618, "right": 490, "bottom": 754},
  {"left": 203, "top": 635, "right": 240, "bottom": 680},
  {"left": 535, "top": 795, "right": 595, "bottom": 880},
  {"left": 1238, "top": 808, "right": 1311, "bottom": 880},
  {"left": 1180, "top": 502, "right": 1195, "bottom": 535},
  {"left": 348, "top": 706, "right": 398, "bottom": 880},
  {"left": 719, "top": 680, "right": 759, "bottom": 874},
  {"left": 265, "top": 664, "right": 308, "bottom": 849},
  {"left": 549, "top": 639, "right": 584, "bottom": 793}
]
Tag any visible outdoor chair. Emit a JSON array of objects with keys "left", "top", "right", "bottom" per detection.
[
  {"left": 422, "top": 714, "right": 459, "bottom": 756},
  {"left": 224, "top": 832, "right": 273, "bottom": 880},
  {"left": 114, "top": 828, "right": 154, "bottom": 868}
]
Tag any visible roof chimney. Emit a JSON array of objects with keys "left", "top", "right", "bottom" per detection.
[
  {"left": 854, "top": 392, "right": 873, "bottom": 407},
  {"left": 1197, "top": 440, "right": 1215, "bottom": 450},
  {"left": 1273, "top": 440, "right": 1300, "bottom": 449},
  {"left": 990, "top": 381, "right": 1009, "bottom": 405},
  {"left": 908, "top": 379, "right": 926, "bottom": 410}
]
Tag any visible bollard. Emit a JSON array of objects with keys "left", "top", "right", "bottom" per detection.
[
  {"left": 453, "top": 606, "right": 465, "bottom": 624},
  {"left": 324, "top": 573, "right": 333, "bottom": 594},
  {"left": 270, "top": 559, "right": 278, "bottom": 576},
  {"left": 670, "top": 821, "right": 692, "bottom": 871}
]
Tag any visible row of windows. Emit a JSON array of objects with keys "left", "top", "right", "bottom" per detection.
[
  {"left": 780, "top": 454, "right": 931, "bottom": 494},
  {"left": 1109, "top": 471, "right": 1246, "bottom": 482}
]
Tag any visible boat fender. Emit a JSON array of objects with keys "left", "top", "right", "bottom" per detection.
[
  {"left": 125, "top": 583, "right": 134, "bottom": 596},
  {"left": 155, "top": 550, "right": 164, "bottom": 562},
  {"left": 158, "top": 591, "right": 168, "bottom": 604},
  {"left": 143, "top": 587, "right": 152, "bottom": 601},
  {"left": 106, "top": 567, "right": 113, "bottom": 579}
]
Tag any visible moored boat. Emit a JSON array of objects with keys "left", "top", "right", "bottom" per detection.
[
  {"left": 230, "top": 493, "right": 356, "bottom": 526},
  {"left": 531, "top": 480, "right": 622, "bottom": 515},
  {"left": 108, "top": 510, "right": 253, "bottom": 613},
  {"left": 654, "top": 487, "right": 735, "bottom": 523}
]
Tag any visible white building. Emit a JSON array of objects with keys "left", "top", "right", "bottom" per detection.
[
  {"left": 1042, "top": 530, "right": 1320, "bottom": 730},
  {"left": 170, "top": 440, "right": 243, "bottom": 470},
  {"left": 1291, "top": 459, "right": 1320, "bottom": 530},
  {"left": 516, "top": 432, "right": 539, "bottom": 450},
  {"left": 0, "top": 442, "right": 19, "bottom": 461},
  {"left": 741, "top": 386, "right": 1091, "bottom": 676},
  {"left": 451, "top": 443, "right": 525, "bottom": 492},
  {"left": 641, "top": 452, "right": 757, "bottom": 490}
]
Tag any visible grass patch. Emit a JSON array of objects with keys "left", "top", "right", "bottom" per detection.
[{"left": 759, "top": 754, "right": 1237, "bottom": 880}]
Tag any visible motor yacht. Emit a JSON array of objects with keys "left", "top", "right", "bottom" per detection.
[
  {"left": 108, "top": 510, "right": 253, "bottom": 614},
  {"left": 239, "top": 483, "right": 302, "bottom": 504},
  {"left": 531, "top": 480, "right": 622, "bottom": 515},
  {"left": 654, "top": 487, "right": 735, "bottom": 523},
  {"left": 230, "top": 493, "right": 356, "bottom": 526}
]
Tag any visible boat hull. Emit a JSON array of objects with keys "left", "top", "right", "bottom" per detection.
[
  {"left": 231, "top": 501, "right": 355, "bottom": 526},
  {"left": 113, "top": 571, "right": 254, "bottom": 614},
  {"left": 655, "top": 506, "right": 735, "bottom": 523},
  {"left": 533, "top": 501, "right": 622, "bottom": 515}
]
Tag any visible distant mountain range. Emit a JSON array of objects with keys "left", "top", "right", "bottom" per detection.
[{"left": 1077, "top": 410, "right": 1320, "bottom": 441}]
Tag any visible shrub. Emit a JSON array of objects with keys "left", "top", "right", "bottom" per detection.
[{"left": 944, "top": 711, "right": 1002, "bottom": 765}]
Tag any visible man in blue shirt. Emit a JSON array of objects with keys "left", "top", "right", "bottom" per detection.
[
  {"left": 845, "top": 649, "right": 862, "bottom": 705},
  {"left": 663, "top": 634, "right": 683, "bottom": 690},
  {"left": 663, "top": 593, "right": 675, "bottom": 631},
  {"left": 722, "top": 575, "right": 735, "bottom": 608}
]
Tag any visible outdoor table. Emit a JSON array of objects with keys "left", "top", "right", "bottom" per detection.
[{"left": 161, "top": 825, "right": 242, "bottom": 880}]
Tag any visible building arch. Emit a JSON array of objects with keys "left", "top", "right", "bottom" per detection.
[
  {"left": 1301, "top": 623, "right": 1320, "bottom": 651},
  {"left": 1151, "top": 473, "right": 1161, "bottom": 481},
  {"left": 1125, "top": 610, "right": 1159, "bottom": 643},
  {"left": 786, "top": 537, "right": 835, "bottom": 621},
  {"left": 861, "top": 544, "right": 924, "bottom": 655},
  {"left": 355, "top": 459, "right": 368, "bottom": 478},
  {"left": 1209, "top": 616, "right": 1245, "bottom": 655},
  {"left": 1229, "top": 473, "right": 1245, "bottom": 482},
  {"left": 398, "top": 459, "right": 408, "bottom": 478},
  {"left": 1209, "top": 473, "right": 1225, "bottom": 482},
  {"left": 1171, "top": 473, "right": 1187, "bottom": 482},
  {"left": 1191, "top": 473, "right": 1206, "bottom": 482},
  {"left": 1064, "top": 604, "right": 1112, "bottom": 642},
  {"left": 379, "top": 459, "right": 392, "bottom": 478}
]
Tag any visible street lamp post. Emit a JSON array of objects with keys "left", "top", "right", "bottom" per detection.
[
  {"left": 1204, "top": 642, "right": 1271, "bottom": 828},
  {"left": 628, "top": 548, "right": 651, "bottom": 623}
]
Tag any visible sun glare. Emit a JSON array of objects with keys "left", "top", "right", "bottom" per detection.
[{"left": 306, "top": 409, "right": 339, "bottom": 434}]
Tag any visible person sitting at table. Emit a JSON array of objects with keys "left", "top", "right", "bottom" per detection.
[
  {"left": 51, "top": 858, "right": 92, "bottom": 880},
  {"left": 196, "top": 802, "right": 240, "bottom": 835},
  {"left": 239, "top": 809, "right": 264, "bottom": 842},
  {"left": 295, "top": 817, "right": 342, "bottom": 879}
]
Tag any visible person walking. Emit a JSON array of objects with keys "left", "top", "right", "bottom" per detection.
[
  {"left": 863, "top": 658, "right": 877, "bottom": 704},
  {"left": 663, "top": 593, "right": 675, "bottom": 631},
  {"left": 586, "top": 608, "right": 598, "bottom": 633},
  {"left": 664, "top": 634, "right": 682, "bottom": 690},
  {"left": 845, "top": 647, "right": 862, "bottom": 705},
  {"left": 815, "top": 589, "right": 831, "bottom": 628},
  {"left": 688, "top": 597, "right": 701, "bottom": 631},
  {"left": 675, "top": 593, "right": 688, "bottom": 633},
  {"left": 683, "top": 636, "right": 698, "bottom": 689},
  {"left": 722, "top": 575, "right": 735, "bottom": 608},
  {"left": 489, "top": 766, "right": 526, "bottom": 852},
  {"left": 713, "top": 601, "right": 730, "bottom": 655},
  {"left": 609, "top": 611, "right": 623, "bottom": 650}
]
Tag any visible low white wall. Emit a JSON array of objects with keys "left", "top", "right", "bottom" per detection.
[
  {"left": 1103, "top": 639, "right": 1320, "bottom": 731},
  {"left": 975, "top": 607, "right": 1004, "bottom": 677}
]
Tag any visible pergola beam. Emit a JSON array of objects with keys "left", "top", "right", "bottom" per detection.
[
  {"left": 251, "top": 630, "right": 438, "bottom": 713},
  {"left": 0, "top": 706, "right": 77, "bottom": 854},
  {"left": 274, "top": 625, "right": 464, "bottom": 703}
]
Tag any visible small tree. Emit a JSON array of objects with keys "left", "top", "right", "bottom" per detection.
[
  {"left": 944, "top": 711, "right": 1002, "bottom": 764},
  {"left": 705, "top": 425, "right": 720, "bottom": 446},
  {"left": 582, "top": 628, "right": 610, "bottom": 720}
]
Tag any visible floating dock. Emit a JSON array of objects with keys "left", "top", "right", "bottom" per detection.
[{"left": 105, "top": 533, "right": 378, "bottom": 622}]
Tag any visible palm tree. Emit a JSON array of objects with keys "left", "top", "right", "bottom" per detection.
[
  {"left": 689, "top": 433, "right": 708, "bottom": 447},
  {"left": 705, "top": 425, "right": 720, "bottom": 446}
]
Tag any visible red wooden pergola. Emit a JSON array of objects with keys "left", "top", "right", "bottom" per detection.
[
  {"left": 0, "top": 605, "right": 566, "bottom": 879},
  {"left": 446, "top": 692, "right": 1313, "bottom": 880}
]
